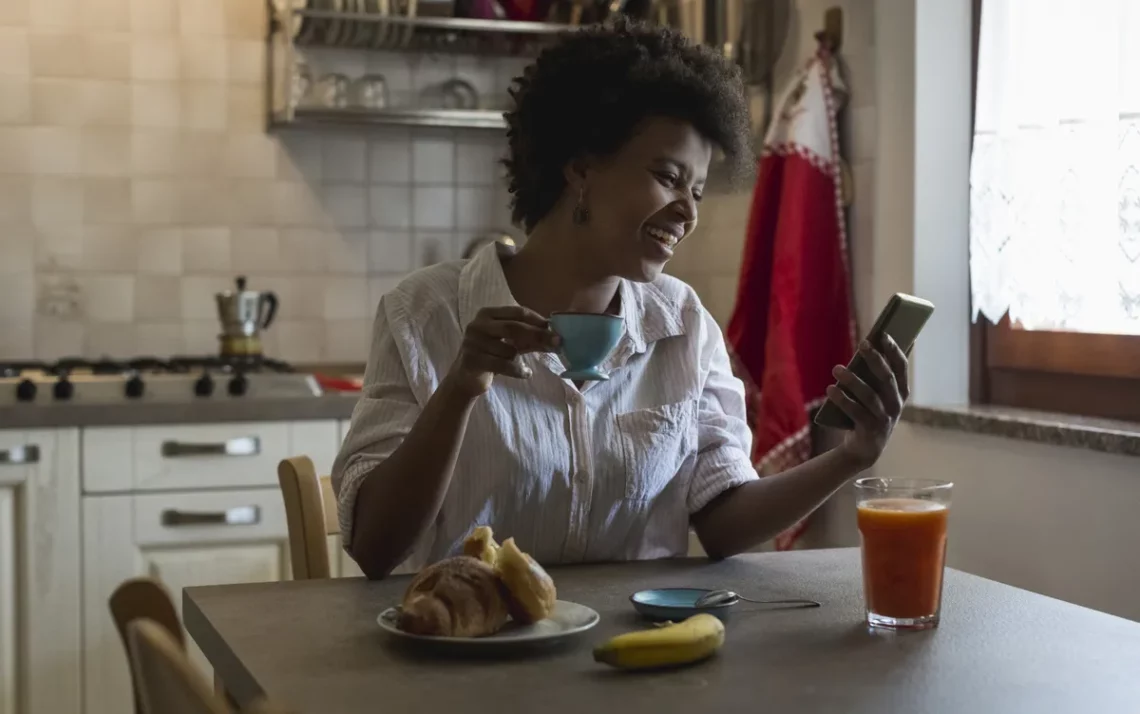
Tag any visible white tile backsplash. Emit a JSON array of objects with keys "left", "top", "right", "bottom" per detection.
[
  {"left": 326, "top": 230, "right": 370, "bottom": 275},
  {"left": 230, "top": 227, "right": 283, "bottom": 273},
  {"left": 85, "top": 321, "right": 137, "bottom": 357},
  {"left": 0, "top": 79, "right": 31, "bottom": 125},
  {"left": 457, "top": 186, "right": 496, "bottom": 231},
  {"left": 79, "top": 274, "right": 134, "bottom": 321},
  {"left": 131, "top": 37, "right": 180, "bottom": 80},
  {"left": 368, "top": 231, "right": 412, "bottom": 274},
  {"left": 180, "top": 37, "right": 227, "bottom": 81},
  {"left": 181, "top": 226, "right": 231, "bottom": 272},
  {"left": 323, "top": 137, "right": 368, "bottom": 183},
  {"left": 369, "top": 131, "right": 412, "bottom": 183},
  {"left": 323, "top": 277, "right": 370, "bottom": 320},
  {"left": 413, "top": 186, "right": 455, "bottom": 230},
  {"left": 369, "top": 185, "right": 412, "bottom": 229},
  {"left": 412, "top": 132, "right": 455, "bottom": 184}
]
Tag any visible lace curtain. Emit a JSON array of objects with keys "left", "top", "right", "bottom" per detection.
[{"left": 970, "top": 0, "right": 1140, "bottom": 333}]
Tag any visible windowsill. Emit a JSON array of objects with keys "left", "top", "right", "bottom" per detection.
[{"left": 901, "top": 404, "right": 1140, "bottom": 457}]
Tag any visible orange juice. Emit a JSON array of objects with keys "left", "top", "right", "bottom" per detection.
[{"left": 857, "top": 498, "right": 949, "bottom": 621}]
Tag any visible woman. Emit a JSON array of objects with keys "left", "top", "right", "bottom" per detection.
[{"left": 332, "top": 19, "right": 909, "bottom": 579}]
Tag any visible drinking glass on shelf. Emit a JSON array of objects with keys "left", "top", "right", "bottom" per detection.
[
  {"left": 855, "top": 478, "right": 953, "bottom": 630},
  {"left": 349, "top": 74, "right": 390, "bottom": 110},
  {"left": 313, "top": 73, "right": 350, "bottom": 109}
]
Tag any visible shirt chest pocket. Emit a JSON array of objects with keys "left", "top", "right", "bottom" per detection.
[{"left": 615, "top": 399, "right": 698, "bottom": 501}]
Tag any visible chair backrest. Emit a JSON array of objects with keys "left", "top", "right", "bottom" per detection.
[
  {"left": 110, "top": 577, "right": 186, "bottom": 714},
  {"left": 277, "top": 456, "right": 339, "bottom": 580},
  {"left": 127, "top": 619, "right": 231, "bottom": 714}
]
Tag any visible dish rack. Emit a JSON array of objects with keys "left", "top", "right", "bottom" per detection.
[{"left": 268, "top": 1, "right": 578, "bottom": 130}]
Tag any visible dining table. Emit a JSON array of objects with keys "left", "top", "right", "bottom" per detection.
[{"left": 183, "top": 547, "right": 1140, "bottom": 713}]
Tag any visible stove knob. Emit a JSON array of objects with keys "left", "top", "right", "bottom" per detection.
[
  {"left": 193, "top": 374, "right": 214, "bottom": 397},
  {"left": 124, "top": 375, "right": 145, "bottom": 399},
  {"left": 227, "top": 373, "right": 248, "bottom": 397},
  {"left": 53, "top": 378, "right": 74, "bottom": 401},
  {"left": 15, "top": 379, "right": 37, "bottom": 402}
]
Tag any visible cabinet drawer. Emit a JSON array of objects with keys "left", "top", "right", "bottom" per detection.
[
  {"left": 133, "top": 488, "right": 288, "bottom": 547},
  {"left": 84, "top": 420, "right": 338, "bottom": 493}
]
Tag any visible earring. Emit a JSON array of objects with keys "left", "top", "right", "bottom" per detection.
[{"left": 572, "top": 186, "right": 590, "bottom": 225}]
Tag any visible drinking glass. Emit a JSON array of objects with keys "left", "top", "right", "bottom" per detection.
[{"left": 855, "top": 478, "right": 953, "bottom": 630}]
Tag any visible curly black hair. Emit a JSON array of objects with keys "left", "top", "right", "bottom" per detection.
[{"left": 502, "top": 17, "right": 752, "bottom": 232}]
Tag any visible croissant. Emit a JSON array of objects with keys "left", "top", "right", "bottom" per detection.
[
  {"left": 495, "top": 537, "right": 557, "bottom": 624},
  {"left": 397, "top": 556, "right": 509, "bottom": 638}
]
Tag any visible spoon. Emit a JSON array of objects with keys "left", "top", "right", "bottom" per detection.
[{"left": 693, "top": 589, "right": 821, "bottom": 609}]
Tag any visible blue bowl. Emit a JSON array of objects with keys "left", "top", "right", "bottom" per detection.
[
  {"left": 548, "top": 312, "right": 623, "bottom": 381},
  {"left": 629, "top": 588, "right": 735, "bottom": 622}
]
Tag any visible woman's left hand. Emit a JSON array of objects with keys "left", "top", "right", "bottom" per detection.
[{"left": 826, "top": 335, "right": 910, "bottom": 470}]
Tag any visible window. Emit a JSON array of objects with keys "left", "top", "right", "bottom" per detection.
[{"left": 969, "top": 0, "right": 1140, "bottom": 421}]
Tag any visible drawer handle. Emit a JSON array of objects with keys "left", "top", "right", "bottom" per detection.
[
  {"left": 0, "top": 445, "right": 40, "bottom": 466},
  {"left": 161, "top": 506, "right": 261, "bottom": 527},
  {"left": 160, "top": 437, "right": 260, "bottom": 458}
]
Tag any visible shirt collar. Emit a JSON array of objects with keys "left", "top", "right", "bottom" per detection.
[{"left": 457, "top": 241, "right": 687, "bottom": 356}]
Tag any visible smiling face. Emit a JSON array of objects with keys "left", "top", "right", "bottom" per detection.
[{"left": 571, "top": 117, "right": 713, "bottom": 283}]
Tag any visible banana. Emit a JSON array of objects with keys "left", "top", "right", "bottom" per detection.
[{"left": 592, "top": 614, "right": 725, "bottom": 670}]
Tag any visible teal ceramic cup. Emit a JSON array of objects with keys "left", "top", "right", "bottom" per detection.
[{"left": 548, "top": 312, "right": 623, "bottom": 381}]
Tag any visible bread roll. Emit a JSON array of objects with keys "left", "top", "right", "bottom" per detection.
[
  {"left": 495, "top": 537, "right": 557, "bottom": 624},
  {"left": 462, "top": 525, "right": 500, "bottom": 566},
  {"left": 397, "top": 556, "right": 509, "bottom": 637}
]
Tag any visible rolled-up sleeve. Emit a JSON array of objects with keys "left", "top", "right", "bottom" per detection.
[
  {"left": 687, "top": 311, "right": 758, "bottom": 514},
  {"left": 330, "top": 296, "right": 422, "bottom": 550}
]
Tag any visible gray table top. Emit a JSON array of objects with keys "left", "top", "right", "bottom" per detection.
[{"left": 183, "top": 548, "right": 1140, "bottom": 713}]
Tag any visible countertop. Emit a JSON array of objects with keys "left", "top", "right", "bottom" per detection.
[
  {"left": 0, "top": 393, "right": 360, "bottom": 429},
  {"left": 184, "top": 548, "right": 1140, "bottom": 714}
]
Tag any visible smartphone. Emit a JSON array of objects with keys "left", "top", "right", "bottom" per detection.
[{"left": 813, "top": 293, "right": 935, "bottom": 430}]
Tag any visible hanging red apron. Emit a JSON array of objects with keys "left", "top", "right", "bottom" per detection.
[{"left": 726, "top": 45, "right": 856, "bottom": 551}]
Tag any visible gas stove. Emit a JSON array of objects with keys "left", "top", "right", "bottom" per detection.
[{"left": 0, "top": 356, "right": 323, "bottom": 406}]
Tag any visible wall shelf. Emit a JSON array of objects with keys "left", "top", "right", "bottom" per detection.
[{"left": 275, "top": 107, "right": 508, "bottom": 130}]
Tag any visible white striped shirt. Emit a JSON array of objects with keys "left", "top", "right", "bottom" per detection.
[{"left": 331, "top": 242, "right": 758, "bottom": 569}]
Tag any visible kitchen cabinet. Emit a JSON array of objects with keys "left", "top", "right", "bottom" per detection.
[
  {"left": 82, "top": 489, "right": 290, "bottom": 714},
  {"left": 0, "top": 429, "right": 82, "bottom": 714}
]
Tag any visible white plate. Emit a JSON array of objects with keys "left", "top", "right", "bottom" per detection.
[{"left": 377, "top": 600, "right": 600, "bottom": 654}]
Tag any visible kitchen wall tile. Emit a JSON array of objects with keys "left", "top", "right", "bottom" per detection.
[
  {"left": 227, "top": 40, "right": 262, "bottom": 84},
  {"left": 132, "top": 82, "right": 181, "bottom": 128},
  {"left": 181, "top": 226, "right": 231, "bottom": 273},
  {"left": 0, "top": 28, "right": 29, "bottom": 77},
  {"left": 33, "top": 316, "right": 85, "bottom": 359},
  {"left": 82, "top": 226, "right": 136, "bottom": 271},
  {"left": 0, "top": 223, "right": 34, "bottom": 274},
  {"left": 223, "top": 0, "right": 263, "bottom": 40},
  {"left": 179, "top": 179, "right": 231, "bottom": 225},
  {"left": 80, "top": 274, "right": 134, "bottom": 321},
  {"left": 32, "top": 176, "right": 84, "bottom": 229},
  {"left": 80, "top": 80, "right": 132, "bottom": 127},
  {"left": 412, "top": 186, "right": 455, "bottom": 231},
  {"left": 275, "top": 320, "right": 324, "bottom": 362},
  {"left": 35, "top": 271, "right": 82, "bottom": 318},
  {"left": 129, "top": 0, "right": 175, "bottom": 32},
  {"left": 323, "top": 319, "right": 371, "bottom": 362},
  {"left": 226, "top": 180, "right": 277, "bottom": 226},
  {"left": 368, "top": 231, "right": 412, "bottom": 275},
  {"left": 369, "top": 186, "right": 411, "bottom": 229},
  {"left": 82, "top": 127, "right": 132, "bottom": 177},
  {"left": 414, "top": 232, "right": 457, "bottom": 268},
  {"left": 28, "top": 126, "right": 80, "bottom": 175},
  {"left": 135, "top": 227, "right": 182, "bottom": 275},
  {"left": 178, "top": 131, "right": 225, "bottom": 176},
  {"left": 181, "top": 319, "right": 218, "bottom": 354},
  {"left": 412, "top": 132, "right": 455, "bottom": 184},
  {"left": 222, "top": 133, "right": 277, "bottom": 178},
  {"left": 85, "top": 34, "right": 131, "bottom": 80},
  {"left": 231, "top": 227, "right": 283, "bottom": 273},
  {"left": 179, "top": 0, "right": 224, "bottom": 36},
  {"left": 0, "top": 273, "right": 34, "bottom": 324},
  {"left": 226, "top": 84, "right": 263, "bottom": 132},
  {"left": 0, "top": 1, "right": 29, "bottom": 27},
  {"left": 279, "top": 228, "right": 328, "bottom": 274},
  {"left": 368, "top": 276, "right": 403, "bottom": 309},
  {"left": 326, "top": 230, "right": 369, "bottom": 275},
  {"left": 0, "top": 79, "right": 30, "bottom": 124},
  {"left": 80, "top": 0, "right": 129, "bottom": 33},
  {"left": 323, "top": 137, "right": 368, "bottom": 183},
  {"left": 85, "top": 322, "right": 137, "bottom": 357},
  {"left": 134, "top": 275, "right": 182, "bottom": 319},
  {"left": 83, "top": 179, "right": 132, "bottom": 224},
  {"left": 180, "top": 37, "right": 227, "bottom": 81},
  {"left": 323, "top": 184, "right": 368, "bottom": 229},
  {"left": 272, "top": 182, "right": 321, "bottom": 227},
  {"left": 34, "top": 224, "right": 83, "bottom": 271},
  {"left": 368, "top": 131, "right": 411, "bottom": 184},
  {"left": 30, "top": 32, "right": 85, "bottom": 77},
  {"left": 180, "top": 275, "right": 231, "bottom": 319},
  {"left": 131, "top": 178, "right": 180, "bottom": 224},
  {"left": 180, "top": 83, "right": 227, "bottom": 131},
  {"left": 31, "top": 78, "right": 83, "bottom": 126},
  {"left": 135, "top": 321, "right": 183, "bottom": 355},
  {"left": 456, "top": 186, "right": 497, "bottom": 231},
  {"left": 0, "top": 175, "right": 31, "bottom": 222},
  {"left": 323, "top": 277, "right": 370, "bottom": 320},
  {"left": 131, "top": 37, "right": 180, "bottom": 81},
  {"left": 257, "top": 274, "right": 324, "bottom": 320},
  {"left": 30, "top": 0, "right": 78, "bottom": 31},
  {"left": 277, "top": 134, "right": 323, "bottom": 182},
  {"left": 131, "top": 130, "right": 180, "bottom": 176},
  {"left": 456, "top": 134, "right": 504, "bottom": 186}
]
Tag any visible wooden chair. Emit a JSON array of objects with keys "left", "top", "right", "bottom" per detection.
[
  {"left": 110, "top": 577, "right": 186, "bottom": 714},
  {"left": 277, "top": 456, "right": 339, "bottom": 580}
]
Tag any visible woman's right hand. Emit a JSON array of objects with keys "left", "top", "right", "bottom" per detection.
[{"left": 446, "top": 306, "right": 560, "bottom": 398}]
